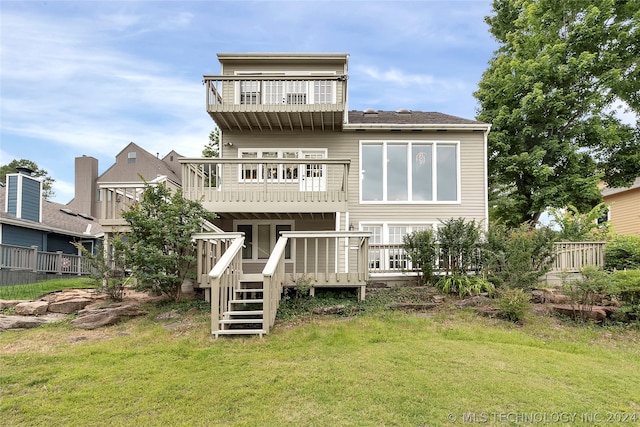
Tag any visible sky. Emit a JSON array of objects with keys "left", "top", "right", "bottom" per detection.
[{"left": 1, "top": 0, "right": 498, "bottom": 204}]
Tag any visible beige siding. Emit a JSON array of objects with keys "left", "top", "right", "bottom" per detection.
[
  {"left": 604, "top": 189, "right": 640, "bottom": 236},
  {"left": 220, "top": 129, "right": 487, "bottom": 229}
]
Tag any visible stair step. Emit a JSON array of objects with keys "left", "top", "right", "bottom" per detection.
[
  {"left": 235, "top": 288, "right": 264, "bottom": 293},
  {"left": 220, "top": 319, "right": 263, "bottom": 324},
  {"left": 215, "top": 329, "right": 266, "bottom": 337},
  {"left": 240, "top": 273, "right": 263, "bottom": 282},
  {"left": 223, "top": 310, "right": 264, "bottom": 316},
  {"left": 230, "top": 299, "right": 264, "bottom": 304}
]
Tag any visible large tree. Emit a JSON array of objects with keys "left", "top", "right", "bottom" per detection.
[
  {"left": 0, "top": 159, "right": 56, "bottom": 200},
  {"left": 475, "top": 0, "right": 640, "bottom": 226}
]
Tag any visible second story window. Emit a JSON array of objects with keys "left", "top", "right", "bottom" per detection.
[
  {"left": 240, "top": 81, "right": 260, "bottom": 105},
  {"left": 127, "top": 152, "right": 136, "bottom": 164}
]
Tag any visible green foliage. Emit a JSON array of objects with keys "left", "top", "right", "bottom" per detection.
[
  {"left": 437, "top": 218, "right": 482, "bottom": 276},
  {"left": 549, "top": 203, "right": 610, "bottom": 242},
  {"left": 483, "top": 223, "right": 557, "bottom": 290},
  {"left": 476, "top": 0, "right": 640, "bottom": 227},
  {"left": 496, "top": 288, "right": 531, "bottom": 322},
  {"left": 609, "top": 270, "right": 640, "bottom": 322},
  {"left": 403, "top": 228, "right": 437, "bottom": 284},
  {"left": 0, "top": 158, "right": 56, "bottom": 200},
  {"left": 437, "top": 275, "right": 494, "bottom": 298},
  {"left": 73, "top": 237, "right": 128, "bottom": 301},
  {"left": 119, "top": 183, "right": 214, "bottom": 301},
  {"left": 605, "top": 234, "right": 640, "bottom": 271},
  {"left": 563, "top": 266, "right": 612, "bottom": 308},
  {"left": 202, "top": 128, "right": 220, "bottom": 158}
]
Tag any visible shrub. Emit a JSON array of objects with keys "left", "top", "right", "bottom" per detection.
[
  {"left": 605, "top": 235, "right": 640, "bottom": 271},
  {"left": 403, "top": 229, "right": 437, "bottom": 284},
  {"left": 438, "top": 218, "right": 482, "bottom": 276},
  {"left": 74, "top": 237, "right": 127, "bottom": 301},
  {"left": 562, "top": 266, "right": 612, "bottom": 307},
  {"left": 609, "top": 270, "right": 640, "bottom": 322},
  {"left": 482, "top": 223, "right": 557, "bottom": 290},
  {"left": 496, "top": 288, "right": 531, "bottom": 322},
  {"left": 437, "top": 275, "right": 494, "bottom": 298}
]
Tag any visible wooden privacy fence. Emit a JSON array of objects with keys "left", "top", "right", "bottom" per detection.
[{"left": 0, "top": 244, "right": 92, "bottom": 276}]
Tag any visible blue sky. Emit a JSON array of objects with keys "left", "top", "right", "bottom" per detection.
[{"left": 1, "top": 0, "right": 497, "bottom": 203}]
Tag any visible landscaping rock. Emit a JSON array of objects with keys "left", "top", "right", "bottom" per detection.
[
  {"left": 0, "top": 300, "right": 23, "bottom": 310},
  {"left": 549, "top": 304, "right": 608, "bottom": 322},
  {"left": 391, "top": 302, "right": 439, "bottom": 311},
  {"left": 0, "top": 313, "right": 66, "bottom": 331},
  {"left": 312, "top": 305, "right": 346, "bottom": 315},
  {"left": 71, "top": 303, "right": 147, "bottom": 330},
  {"left": 48, "top": 298, "right": 94, "bottom": 314},
  {"left": 14, "top": 300, "right": 49, "bottom": 315},
  {"left": 473, "top": 307, "right": 501, "bottom": 318}
]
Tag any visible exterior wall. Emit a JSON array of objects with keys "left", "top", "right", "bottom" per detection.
[
  {"left": 20, "top": 176, "right": 42, "bottom": 222},
  {"left": 604, "top": 188, "right": 640, "bottom": 236},
  {"left": 2, "top": 224, "right": 46, "bottom": 250},
  {"left": 98, "top": 143, "right": 181, "bottom": 184},
  {"left": 220, "top": 128, "right": 487, "bottom": 229}
]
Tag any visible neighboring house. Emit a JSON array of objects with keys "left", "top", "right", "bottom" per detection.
[
  {"left": 601, "top": 177, "right": 640, "bottom": 236},
  {"left": 97, "top": 53, "right": 491, "bottom": 336},
  {"left": 67, "top": 142, "right": 182, "bottom": 232},
  {"left": 0, "top": 168, "right": 102, "bottom": 255}
]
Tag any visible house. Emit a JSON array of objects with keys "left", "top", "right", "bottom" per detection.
[
  {"left": 66, "top": 142, "right": 182, "bottom": 221},
  {"left": 97, "top": 53, "right": 491, "bottom": 336},
  {"left": 601, "top": 177, "right": 640, "bottom": 236},
  {"left": 0, "top": 168, "right": 103, "bottom": 283}
]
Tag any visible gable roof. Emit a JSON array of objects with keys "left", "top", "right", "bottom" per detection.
[
  {"left": 602, "top": 177, "right": 640, "bottom": 197},
  {"left": 0, "top": 187, "right": 102, "bottom": 238},
  {"left": 98, "top": 142, "right": 183, "bottom": 185},
  {"left": 345, "top": 110, "right": 490, "bottom": 131}
]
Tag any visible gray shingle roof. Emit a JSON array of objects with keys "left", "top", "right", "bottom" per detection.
[
  {"left": 0, "top": 187, "right": 102, "bottom": 238},
  {"left": 348, "top": 110, "right": 485, "bottom": 125}
]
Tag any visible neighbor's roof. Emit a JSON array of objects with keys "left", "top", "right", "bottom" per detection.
[
  {"left": 347, "top": 110, "right": 488, "bottom": 129},
  {"left": 602, "top": 177, "right": 640, "bottom": 197},
  {"left": 0, "top": 187, "right": 102, "bottom": 238}
]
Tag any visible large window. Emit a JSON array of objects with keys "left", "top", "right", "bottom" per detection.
[{"left": 360, "top": 141, "right": 459, "bottom": 203}]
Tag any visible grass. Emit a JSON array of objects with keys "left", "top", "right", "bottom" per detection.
[
  {"left": 0, "top": 277, "right": 96, "bottom": 301},
  {"left": 1, "top": 287, "right": 640, "bottom": 426}
]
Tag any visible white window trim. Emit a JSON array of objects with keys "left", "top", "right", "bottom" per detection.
[
  {"left": 237, "top": 148, "right": 327, "bottom": 183},
  {"left": 359, "top": 140, "right": 461, "bottom": 204},
  {"left": 234, "top": 71, "right": 337, "bottom": 105},
  {"left": 233, "top": 220, "right": 295, "bottom": 262}
]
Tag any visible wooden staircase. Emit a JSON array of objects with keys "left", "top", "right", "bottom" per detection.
[{"left": 214, "top": 274, "right": 267, "bottom": 338}]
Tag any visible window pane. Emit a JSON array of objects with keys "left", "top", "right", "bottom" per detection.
[
  {"left": 387, "top": 144, "right": 408, "bottom": 201},
  {"left": 262, "top": 151, "right": 278, "bottom": 180},
  {"left": 257, "top": 224, "right": 271, "bottom": 259},
  {"left": 314, "top": 80, "right": 333, "bottom": 103},
  {"left": 362, "top": 225, "right": 382, "bottom": 244},
  {"left": 241, "top": 152, "right": 258, "bottom": 180},
  {"left": 238, "top": 225, "right": 252, "bottom": 259},
  {"left": 437, "top": 145, "right": 457, "bottom": 201},
  {"left": 283, "top": 152, "right": 298, "bottom": 180},
  {"left": 362, "top": 144, "right": 383, "bottom": 201},
  {"left": 412, "top": 144, "right": 432, "bottom": 201}
]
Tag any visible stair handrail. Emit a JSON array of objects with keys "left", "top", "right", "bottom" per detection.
[
  {"left": 262, "top": 236, "right": 288, "bottom": 333},
  {"left": 208, "top": 234, "right": 245, "bottom": 335}
]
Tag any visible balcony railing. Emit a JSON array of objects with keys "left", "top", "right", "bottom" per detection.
[
  {"left": 98, "top": 176, "right": 179, "bottom": 229},
  {"left": 203, "top": 75, "right": 347, "bottom": 131},
  {"left": 0, "top": 244, "right": 93, "bottom": 276},
  {"left": 180, "top": 158, "right": 350, "bottom": 212}
]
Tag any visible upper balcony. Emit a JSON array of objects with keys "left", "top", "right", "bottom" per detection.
[
  {"left": 180, "top": 157, "right": 350, "bottom": 214},
  {"left": 204, "top": 75, "right": 347, "bottom": 132}
]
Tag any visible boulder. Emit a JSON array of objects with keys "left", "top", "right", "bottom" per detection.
[
  {"left": 0, "top": 313, "right": 66, "bottom": 331},
  {"left": 48, "top": 298, "right": 93, "bottom": 314},
  {"left": 549, "top": 304, "right": 607, "bottom": 322},
  {"left": 0, "top": 300, "right": 24, "bottom": 310},
  {"left": 71, "top": 304, "right": 147, "bottom": 330},
  {"left": 14, "top": 301, "right": 49, "bottom": 316}
]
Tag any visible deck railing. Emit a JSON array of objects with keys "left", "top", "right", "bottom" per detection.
[
  {"left": 206, "top": 234, "right": 245, "bottom": 336},
  {"left": 98, "top": 176, "right": 179, "bottom": 226},
  {"left": 192, "top": 232, "right": 244, "bottom": 287},
  {"left": 180, "top": 158, "right": 350, "bottom": 211},
  {"left": 204, "top": 75, "right": 347, "bottom": 109},
  {"left": 262, "top": 236, "right": 288, "bottom": 333},
  {"left": 0, "top": 244, "right": 92, "bottom": 275},
  {"left": 368, "top": 241, "right": 607, "bottom": 275}
]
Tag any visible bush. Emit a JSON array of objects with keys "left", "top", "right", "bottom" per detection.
[
  {"left": 403, "top": 229, "right": 437, "bottom": 284},
  {"left": 609, "top": 270, "right": 640, "bottom": 322},
  {"left": 496, "top": 288, "right": 531, "bottom": 322},
  {"left": 437, "top": 275, "right": 494, "bottom": 298},
  {"left": 562, "top": 266, "right": 612, "bottom": 307},
  {"left": 483, "top": 223, "right": 557, "bottom": 290},
  {"left": 605, "top": 235, "right": 640, "bottom": 271},
  {"left": 438, "top": 218, "right": 482, "bottom": 276}
]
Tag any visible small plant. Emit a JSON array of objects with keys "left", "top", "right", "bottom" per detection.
[
  {"left": 74, "top": 237, "right": 128, "bottom": 302},
  {"left": 605, "top": 234, "right": 640, "bottom": 271},
  {"left": 293, "top": 274, "right": 313, "bottom": 297},
  {"left": 496, "top": 288, "right": 531, "bottom": 322},
  {"left": 437, "top": 275, "right": 494, "bottom": 297}
]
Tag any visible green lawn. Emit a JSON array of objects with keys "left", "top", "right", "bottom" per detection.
[
  {"left": 0, "top": 277, "right": 96, "bottom": 301},
  {"left": 1, "top": 290, "right": 639, "bottom": 426}
]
